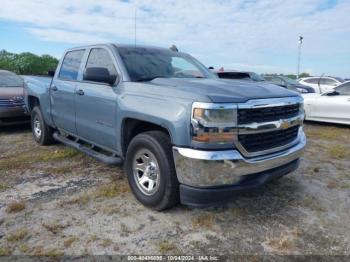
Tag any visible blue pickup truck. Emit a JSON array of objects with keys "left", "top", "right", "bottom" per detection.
[{"left": 24, "top": 43, "right": 306, "bottom": 210}]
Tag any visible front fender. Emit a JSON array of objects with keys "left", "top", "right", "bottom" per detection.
[{"left": 117, "top": 93, "right": 192, "bottom": 149}]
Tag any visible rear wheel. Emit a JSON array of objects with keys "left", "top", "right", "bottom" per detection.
[
  {"left": 125, "top": 131, "right": 179, "bottom": 210},
  {"left": 31, "top": 106, "right": 55, "bottom": 145}
]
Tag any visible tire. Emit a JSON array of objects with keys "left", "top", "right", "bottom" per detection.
[
  {"left": 125, "top": 131, "right": 179, "bottom": 211},
  {"left": 31, "top": 106, "right": 55, "bottom": 145}
]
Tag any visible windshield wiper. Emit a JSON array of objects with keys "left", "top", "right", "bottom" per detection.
[{"left": 135, "top": 76, "right": 165, "bottom": 82}]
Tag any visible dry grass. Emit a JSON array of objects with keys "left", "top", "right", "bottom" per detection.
[
  {"left": 327, "top": 179, "right": 339, "bottom": 189},
  {"left": 41, "top": 148, "right": 80, "bottom": 161},
  {"left": 63, "top": 181, "right": 129, "bottom": 206},
  {"left": 42, "top": 220, "right": 69, "bottom": 234},
  {"left": 18, "top": 244, "right": 30, "bottom": 254},
  {"left": 30, "top": 247, "right": 64, "bottom": 257},
  {"left": 0, "top": 183, "right": 9, "bottom": 191},
  {"left": 0, "top": 247, "right": 11, "bottom": 256},
  {"left": 158, "top": 240, "right": 179, "bottom": 254},
  {"left": 93, "top": 182, "right": 129, "bottom": 198},
  {"left": 63, "top": 236, "right": 79, "bottom": 248},
  {"left": 305, "top": 126, "right": 348, "bottom": 140},
  {"left": 192, "top": 213, "right": 215, "bottom": 229},
  {"left": 0, "top": 147, "right": 80, "bottom": 172},
  {"left": 327, "top": 145, "right": 349, "bottom": 159},
  {"left": 6, "top": 200, "right": 26, "bottom": 213},
  {"left": 267, "top": 236, "right": 293, "bottom": 252},
  {"left": 6, "top": 228, "right": 29, "bottom": 242},
  {"left": 100, "top": 238, "right": 113, "bottom": 248}
]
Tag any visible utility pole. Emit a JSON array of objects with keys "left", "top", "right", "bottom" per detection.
[{"left": 297, "top": 36, "right": 303, "bottom": 79}]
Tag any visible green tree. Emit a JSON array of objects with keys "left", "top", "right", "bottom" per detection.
[
  {"left": 299, "top": 72, "right": 311, "bottom": 78},
  {"left": 0, "top": 49, "right": 58, "bottom": 75}
]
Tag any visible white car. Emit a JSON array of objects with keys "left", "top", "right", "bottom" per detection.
[
  {"left": 303, "top": 81, "right": 350, "bottom": 125},
  {"left": 299, "top": 76, "right": 345, "bottom": 94}
]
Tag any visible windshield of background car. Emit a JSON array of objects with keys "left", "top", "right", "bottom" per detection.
[
  {"left": 117, "top": 47, "right": 214, "bottom": 81},
  {"left": 281, "top": 76, "right": 299, "bottom": 85},
  {"left": 0, "top": 71, "right": 24, "bottom": 87},
  {"left": 250, "top": 72, "right": 265, "bottom": 81}
]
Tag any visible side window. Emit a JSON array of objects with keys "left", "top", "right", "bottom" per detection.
[
  {"left": 59, "top": 50, "right": 85, "bottom": 80},
  {"left": 336, "top": 83, "right": 350, "bottom": 95},
  {"left": 305, "top": 78, "right": 318, "bottom": 84},
  {"left": 321, "top": 78, "right": 337, "bottom": 85},
  {"left": 85, "top": 48, "right": 117, "bottom": 78}
]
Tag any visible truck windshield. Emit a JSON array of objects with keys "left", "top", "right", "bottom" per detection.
[
  {"left": 117, "top": 46, "right": 214, "bottom": 82},
  {"left": 0, "top": 71, "right": 24, "bottom": 87}
]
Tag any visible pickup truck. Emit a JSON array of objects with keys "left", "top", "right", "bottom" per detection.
[{"left": 24, "top": 44, "right": 306, "bottom": 210}]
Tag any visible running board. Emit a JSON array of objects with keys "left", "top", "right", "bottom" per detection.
[{"left": 53, "top": 132, "right": 123, "bottom": 166}]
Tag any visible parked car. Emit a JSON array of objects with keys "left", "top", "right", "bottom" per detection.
[
  {"left": 216, "top": 70, "right": 266, "bottom": 82},
  {"left": 303, "top": 81, "right": 350, "bottom": 125},
  {"left": 0, "top": 70, "right": 29, "bottom": 126},
  {"left": 298, "top": 76, "right": 345, "bottom": 94},
  {"left": 264, "top": 75, "right": 315, "bottom": 94},
  {"left": 25, "top": 44, "right": 306, "bottom": 210}
]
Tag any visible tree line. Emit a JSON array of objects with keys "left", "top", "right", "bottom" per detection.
[{"left": 0, "top": 50, "right": 58, "bottom": 75}]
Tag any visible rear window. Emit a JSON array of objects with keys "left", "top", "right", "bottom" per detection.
[
  {"left": 59, "top": 50, "right": 85, "bottom": 80},
  {"left": 0, "top": 71, "right": 24, "bottom": 87}
]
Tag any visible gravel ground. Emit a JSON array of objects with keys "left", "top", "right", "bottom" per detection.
[{"left": 0, "top": 123, "right": 349, "bottom": 256}]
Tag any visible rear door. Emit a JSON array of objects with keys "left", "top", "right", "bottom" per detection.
[
  {"left": 51, "top": 49, "right": 85, "bottom": 134},
  {"left": 75, "top": 47, "right": 119, "bottom": 150},
  {"left": 320, "top": 78, "right": 338, "bottom": 93}
]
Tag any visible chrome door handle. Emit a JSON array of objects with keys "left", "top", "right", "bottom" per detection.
[
  {"left": 76, "top": 89, "right": 84, "bottom": 96},
  {"left": 51, "top": 86, "right": 58, "bottom": 91}
]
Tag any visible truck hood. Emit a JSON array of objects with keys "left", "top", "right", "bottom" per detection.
[
  {"left": 0, "top": 87, "right": 24, "bottom": 99},
  {"left": 150, "top": 78, "right": 299, "bottom": 103}
]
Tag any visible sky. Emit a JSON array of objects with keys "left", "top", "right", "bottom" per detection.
[{"left": 0, "top": 0, "right": 349, "bottom": 77}]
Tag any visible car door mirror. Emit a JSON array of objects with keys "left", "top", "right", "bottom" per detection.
[
  {"left": 48, "top": 70, "right": 55, "bottom": 77},
  {"left": 325, "top": 90, "right": 339, "bottom": 96},
  {"left": 83, "top": 67, "right": 117, "bottom": 85}
]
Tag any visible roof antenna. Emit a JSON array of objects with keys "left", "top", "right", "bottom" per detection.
[
  {"left": 134, "top": 8, "right": 137, "bottom": 47},
  {"left": 170, "top": 45, "right": 178, "bottom": 52}
]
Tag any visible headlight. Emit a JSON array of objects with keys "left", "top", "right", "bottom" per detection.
[{"left": 191, "top": 103, "right": 237, "bottom": 144}]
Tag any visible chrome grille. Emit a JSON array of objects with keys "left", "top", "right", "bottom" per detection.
[
  {"left": 238, "top": 103, "right": 300, "bottom": 124},
  {"left": 235, "top": 97, "right": 303, "bottom": 157},
  {"left": 0, "top": 98, "right": 24, "bottom": 108},
  {"left": 238, "top": 125, "right": 299, "bottom": 153}
]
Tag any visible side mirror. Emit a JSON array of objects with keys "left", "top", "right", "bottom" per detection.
[
  {"left": 208, "top": 66, "right": 214, "bottom": 70},
  {"left": 325, "top": 90, "right": 339, "bottom": 96},
  {"left": 48, "top": 70, "right": 55, "bottom": 77},
  {"left": 83, "top": 67, "right": 117, "bottom": 85}
]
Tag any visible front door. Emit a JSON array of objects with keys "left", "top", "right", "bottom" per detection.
[
  {"left": 51, "top": 49, "right": 85, "bottom": 134},
  {"left": 75, "top": 47, "right": 118, "bottom": 150},
  {"left": 309, "top": 83, "right": 350, "bottom": 123}
]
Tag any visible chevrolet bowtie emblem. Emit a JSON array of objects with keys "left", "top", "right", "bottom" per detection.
[{"left": 279, "top": 120, "right": 291, "bottom": 130}]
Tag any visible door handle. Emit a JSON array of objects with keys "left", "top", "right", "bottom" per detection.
[
  {"left": 76, "top": 89, "right": 84, "bottom": 96},
  {"left": 51, "top": 86, "right": 58, "bottom": 91}
]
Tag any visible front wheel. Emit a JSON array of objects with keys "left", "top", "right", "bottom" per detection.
[
  {"left": 125, "top": 131, "right": 179, "bottom": 211},
  {"left": 31, "top": 106, "right": 55, "bottom": 145}
]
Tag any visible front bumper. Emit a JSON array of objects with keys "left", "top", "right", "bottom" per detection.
[
  {"left": 0, "top": 107, "right": 29, "bottom": 126},
  {"left": 173, "top": 129, "right": 306, "bottom": 205}
]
